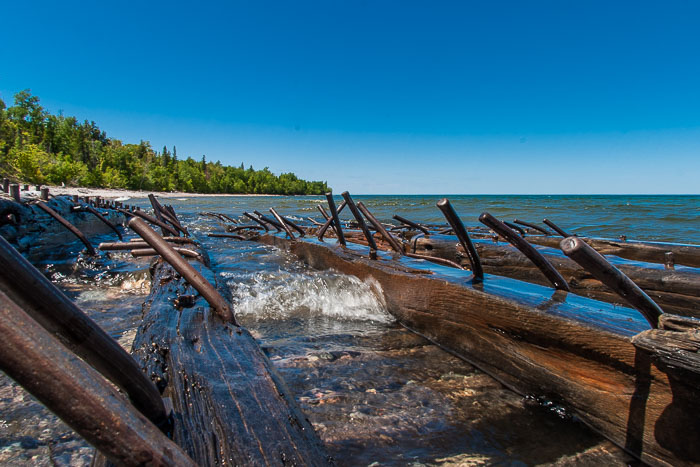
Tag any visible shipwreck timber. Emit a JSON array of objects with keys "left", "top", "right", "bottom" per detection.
[{"left": 257, "top": 231, "right": 700, "bottom": 467}]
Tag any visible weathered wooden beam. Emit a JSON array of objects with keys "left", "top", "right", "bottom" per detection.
[
  {"left": 129, "top": 245, "right": 330, "bottom": 465},
  {"left": 258, "top": 234, "right": 699, "bottom": 467}
]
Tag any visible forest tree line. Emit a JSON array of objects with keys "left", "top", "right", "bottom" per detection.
[{"left": 0, "top": 90, "right": 329, "bottom": 195}]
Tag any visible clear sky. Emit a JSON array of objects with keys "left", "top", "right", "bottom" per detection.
[{"left": 1, "top": 1, "right": 699, "bottom": 194}]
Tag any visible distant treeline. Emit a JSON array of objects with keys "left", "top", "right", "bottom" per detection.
[{"left": 0, "top": 90, "right": 329, "bottom": 195}]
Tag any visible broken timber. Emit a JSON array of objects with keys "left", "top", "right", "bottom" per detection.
[{"left": 258, "top": 232, "right": 700, "bottom": 467}]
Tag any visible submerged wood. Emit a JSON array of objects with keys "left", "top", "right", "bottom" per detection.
[
  {"left": 258, "top": 233, "right": 700, "bottom": 467},
  {"left": 129, "top": 242, "right": 329, "bottom": 465}
]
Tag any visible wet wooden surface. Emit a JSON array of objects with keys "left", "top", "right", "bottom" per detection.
[
  {"left": 260, "top": 234, "right": 700, "bottom": 467},
  {"left": 129, "top": 246, "right": 330, "bottom": 466},
  {"left": 409, "top": 234, "right": 700, "bottom": 318}
]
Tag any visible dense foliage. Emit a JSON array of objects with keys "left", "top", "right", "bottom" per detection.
[{"left": 0, "top": 90, "right": 329, "bottom": 195}]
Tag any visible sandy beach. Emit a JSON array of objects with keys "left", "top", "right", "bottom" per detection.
[{"left": 42, "top": 185, "right": 282, "bottom": 200}]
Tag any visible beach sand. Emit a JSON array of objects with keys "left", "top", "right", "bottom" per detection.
[{"left": 39, "top": 185, "right": 281, "bottom": 200}]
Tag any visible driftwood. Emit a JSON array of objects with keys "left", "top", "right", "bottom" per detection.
[
  {"left": 258, "top": 233, "right": 700, "bottom": 467},
  {"left": 128, "top": 241, "right": 329, "bottom": 465},
  {"left": 409, "top": 234, "right": 700, "bottom": 318}
]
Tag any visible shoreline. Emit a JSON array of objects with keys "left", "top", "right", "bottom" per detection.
[{"left": 44, "top": 185, "right": 285, "bottom": 200}]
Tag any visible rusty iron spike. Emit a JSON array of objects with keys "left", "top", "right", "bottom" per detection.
[
  {"left": 341, "top": 192, "right": 377, "bottom": 254},
  {"left": 436, "top": 198, "right": 483, "bottom": 282},
  {"left": 480, "top": 212, "right": 569, "bottom": 291}
]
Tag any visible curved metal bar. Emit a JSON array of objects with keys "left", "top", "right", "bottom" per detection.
[
  {"left": 128, "top": 218, "right": 236, "bottom": 324},
  {"left": 560, "top": 236, "right": 663, "bottom": 328},
  {"left": 35, "top": 202, "right": 97, "bottom": 256},
  {"left": 406, "top": 252, "right": 463, "bottom": 269},
  {"left": 0, "top": 292, "right": 194, "bottom": 465},
  {"left": 121, "top": 208, "right": 180, "bottom": 237},
  {"left": 436, "top": 198, "right": 483, "bottom": 281},
  {"left": 341, "top": 192, "right": 377, "bottom": 253},
  {"left": 275, "top": 211, "right": 306, "bottom": 237},
  {"left": 543, "top": 218, "right": 571, "bottom": 237},
  {"left": 480, "top": 212, "right": 569, "bottom": 291},
  {"left": 318, "top": 198, "right": 347, "bottom": 242},
  {"left": 503, "top": 221, "right": 526, "bottom": 236},
  {"left": 83, "top": 205, "right": 123, "bottom": 240},
  {"left": 357, "top": 202, "right": 403, "bottom": 254},
  {"left": 253, "top": 210, "right": 285, "bottom": 231},
  {"left": 393, "top": 214, "right": 429, "bottom": 235},
  {"left": 243, "top": 212, "right": 271, "bottom": 232},
  {"left": 269, "top": 208, "right": 296, "bottom": 239},
  {"left": 513, "top": 219, "right": 553, "bottom": 236},
  {"left": 317, "top": 205, "right": 331, "bottom": 220},
  {"left": 0, "top": 235, "right": 168, "bottom": 426}
]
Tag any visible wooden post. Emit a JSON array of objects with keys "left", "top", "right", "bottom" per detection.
[{"left": 9, "top": 184, "right": 20, "bottom": 202}]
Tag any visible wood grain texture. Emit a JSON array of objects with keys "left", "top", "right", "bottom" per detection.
[
  {"left": 130, "top": 247, "right": 330, "bottom": 466},
  {"left": 259, "top": 234, "right": 700, "bottom": 467}
]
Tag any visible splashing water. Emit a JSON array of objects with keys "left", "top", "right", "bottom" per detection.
[{"left": 223, "top": 269, "right": 393, "bottom": 323}]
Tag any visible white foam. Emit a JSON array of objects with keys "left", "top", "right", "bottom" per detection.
[{"left": 224, "top": 270, "right": 393, "bottom": 323}]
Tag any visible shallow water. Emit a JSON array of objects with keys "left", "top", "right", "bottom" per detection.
[{"left": 3, "top": 193, "right": 677, "bottom": 464}]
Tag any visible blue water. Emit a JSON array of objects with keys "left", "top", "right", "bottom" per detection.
[{"left": 147, "top": 194, "right": 700, "bottom": 245}]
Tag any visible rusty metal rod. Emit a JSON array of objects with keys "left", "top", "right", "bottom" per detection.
[
  {"left": 121, "top": 208, "right": 180, "bottom": 237},
  {"left": 243, "top": 212, "right": 271, "bottom": 232},
  {"left": 406, "top": 252, "right": 464, "bottom": 269},
  {"left": 163, "top": 204, "right": 190, "bottom": 236},
  {"left": 436, "top": 198, "right": 483, "bottom": 281},
  {"left": 308, "top": 217, "right": 323, "bottom": 226},
  {"left": 357, "top": 202, "right": 403, "bottom": 254},
  {"left": 0, "top": 235, "right": 168, "bottom": 426},
  {"left": 148, "top": 194, "right": 171, "bottom": 236},
  {"left": 318, "top": 198, "right": 347, "bottom": 241},
  {"left": 129, "top": 236, "right": 195, "bottom": 244},
  {"left": 158, "top": 207, "right": 189, "bottom": 237},
  {"left": 0, "top": 291, "right": 194, "bottom": 466},
  {"left": 100, "top": 242, "right": 150, "bottom": 250},
  {"left": 35, "top": 202, "right": 97, "bottom": 256},
  {"left": 269, "top": 208, "right": 296, "bottom": 239},
  {"left": 218, "top": 213, "right": 239, "bottom": 224},
  {"left": 317, "top": 205, "right": 331, "bottom": 220},
  {"left": 543, "top": 218, "right": 572, "bottom": 238},
  {"left": 131, "top": 247, "right": 200, "bottom": 258},
  {"left": 275, "top": 211, "right": 306, "bottom": 237},
  {"left": 560, "top": 236, "right": 663, "bottom": 328},
  {"left": 227, "top": 225, "right": 264, "bottom": 232},
  {"left": 208, "top": 233, "right": 246, "bottom": 240},
  {"left": 83, "top": 205, "right": 123, "bottom": 240},
  {"left": 503, "top": 221, "right": 526, "bottom": 236},
  {"left": 128, "top": 218, "right": 236, "bottom": 324},
  {"left": 254, "top": 210, "right": 285, "bottom": 231},
  {"left": 514, "top": 219, "right": 553, "bottom": 236},
  {"left": 393, "top": 215, "right": 430, "bottom": 235},
  {"left": 341, "top": 192, "right": 377, "bottom": 253},
  {"left": 480, "top": 212, "right": 569, "bottom": 291}
]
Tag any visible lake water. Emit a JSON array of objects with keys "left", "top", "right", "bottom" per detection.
[{"left": 5, "top": 193, "right": 692, "bottom": 465}]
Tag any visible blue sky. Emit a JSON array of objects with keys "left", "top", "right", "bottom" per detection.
[{"left": 1, "top": 1, "right": 699, "bottom": 194}]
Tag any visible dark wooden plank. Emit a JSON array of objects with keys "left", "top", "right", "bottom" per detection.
[{"left": 130, "top": 247, "right": 330, "bottom": 466}]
